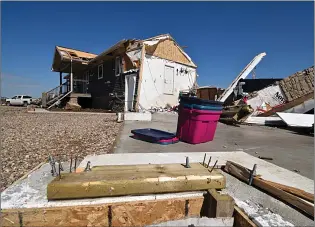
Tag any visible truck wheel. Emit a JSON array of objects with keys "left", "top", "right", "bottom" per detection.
[
  {"left": 6, "top": 102, "right": 10, "bottom": 106},
  {"left": 23, "top": 102, "right": 28, "bottom": 107}
]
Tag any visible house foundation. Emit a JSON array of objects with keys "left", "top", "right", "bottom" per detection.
[
  {"left": 65, "top": 93, "right": 92, "bottom": 110},
  {"left": 65, "top": 96, "right": 81, "bottom": 110}
]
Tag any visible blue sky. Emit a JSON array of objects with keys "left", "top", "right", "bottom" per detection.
[{"left": 1, "top": 1, "right": 314, "bottom": 98}]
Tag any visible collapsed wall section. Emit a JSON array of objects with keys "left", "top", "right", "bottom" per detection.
[{"left": 280, "top": 66, "right": 314, "bottom": 101}]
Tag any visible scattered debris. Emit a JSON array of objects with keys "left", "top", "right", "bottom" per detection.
[
  {"left": 215, "top": 65, "right": 314, "bottom": 130},
  {"left": 235, "top": 198, "right": 294, "bottom": 227},
  {"left": 149, "top": 105, "right": 178, "bottom": 114},
  {"left": 220, "top": 104, "right": 253, "bottom": 125}
]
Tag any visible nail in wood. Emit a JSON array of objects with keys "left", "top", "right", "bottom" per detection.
[
  {"left": 203, "top": 153, "right": 207, "bottom": 166},
  {"left": 210, "top": 160, "right": 218, "bottom": 173},
  {"left": 185, "top": 157, "right": 191, "bottom": 168},
  {"left": 207, "top": 156, "right": 212, "bottom": 168}
]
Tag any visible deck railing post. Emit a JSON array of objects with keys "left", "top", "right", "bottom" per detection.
[
  {"left": 42, "top": 92, "right": 47, "bottom": 108},
  {"left": 59, "top": 72, "right": 62, "bottom": 95}
]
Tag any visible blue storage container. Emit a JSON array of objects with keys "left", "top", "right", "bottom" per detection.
[
  {"left": 179, "top": 96, "right": 223, "bottom": 107},
  {"left": 181, "top": 103, "right": 223, "bottom": 111}
]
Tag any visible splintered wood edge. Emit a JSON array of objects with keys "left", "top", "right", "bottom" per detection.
[{"left": 233, "top": 206, "right": 257, "bottom": 227}]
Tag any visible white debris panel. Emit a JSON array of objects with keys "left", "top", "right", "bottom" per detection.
[
  {"left": 246, "top": 84, "right": 287, "bottom": 116},
  {"left": 276, "top": 112, "right": 314, "bottom": 128}
]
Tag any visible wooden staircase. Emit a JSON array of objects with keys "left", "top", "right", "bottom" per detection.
[{"left": 42, "top": 81, "right": 71, "bottom": 109}]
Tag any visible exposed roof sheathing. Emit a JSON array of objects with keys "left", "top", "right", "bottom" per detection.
[
  {"left": 56, "top": 46, "right": 97, "bottom": 59},
  {"left": 145, "top": 39, "right": 196, "bottom": 67},
  {"left": 143, "top": 34, "right": 197, "bottom": 68}
]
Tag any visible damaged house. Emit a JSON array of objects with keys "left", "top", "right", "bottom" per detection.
[{"left": 43, "top": 34, "right": 197, "bottom": 112}]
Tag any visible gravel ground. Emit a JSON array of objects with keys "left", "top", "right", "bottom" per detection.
[{"left": 0, "top": 106, "right": 121, "bottom": 191}]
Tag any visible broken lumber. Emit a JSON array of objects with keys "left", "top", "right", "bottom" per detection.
[
  {"left": 47, "top": 163, "right": 226, "bottom": 200},
  {"left": 207, "top": 189, "right": 235, "bottom": 218},
  {"left": 261, "top": 179, "right": 314, "bottom": 203},
  {"left": 233, "top": 206, "right": 257, "bottom": 227},
  {"left": 224, "top": 161, "right": 314, "bottom": 218}
]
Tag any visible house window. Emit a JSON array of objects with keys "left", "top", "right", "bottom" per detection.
[
  {"left": 98, "top": 64, "right": 103, "bottom": 79},
  {"left": 85, "top": 71, "right": 89, "bottom": 84}
]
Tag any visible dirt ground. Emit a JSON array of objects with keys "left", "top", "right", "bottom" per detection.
[{"left": 0, "top": 106, "right": 121, "bottom": 191}]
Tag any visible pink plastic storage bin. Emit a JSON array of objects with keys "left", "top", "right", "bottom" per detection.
[{"left": 176, "top": 107, "right": 222, "bottom": 144}]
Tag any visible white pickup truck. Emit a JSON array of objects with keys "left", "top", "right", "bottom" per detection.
[{"left": 6, "top": 95, "right": 33, "bottom": 106}]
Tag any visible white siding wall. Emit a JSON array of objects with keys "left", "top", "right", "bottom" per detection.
[{"left": 139, "top": 54, "right": 196, "bottom": 110}]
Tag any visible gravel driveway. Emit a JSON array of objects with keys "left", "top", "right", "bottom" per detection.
[{"left": 0, "top": 106, "right": 121, "bottom": 191}]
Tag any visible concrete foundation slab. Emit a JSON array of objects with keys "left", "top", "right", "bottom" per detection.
[{"left": 2, "top": 155, "right": 312, "bottom": 226}]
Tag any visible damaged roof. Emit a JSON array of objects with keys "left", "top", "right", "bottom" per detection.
[
  {"left": 56, "top": 46, "right": 97, "bottom": 60},
  {"left": 52, "top": 34, "right": 197, "bottom": 72}
]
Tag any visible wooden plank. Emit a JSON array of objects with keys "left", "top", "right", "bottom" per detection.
[
  {"left": 224, "top": 161, "right": 314, "bottom": 218},
  {"left": 224, "top": 161, "right": 251, "bottom": 183},
  {"left": 252, "top": 178, "right": 314, "bottom": 217},
  {"left": 1, "top": 196, "right": 204, "bottom": 227},
  {"left": 207, "top": 189, "right": 235, "bottom": 218},
  {"left": 233, "top": 206, "right": 257, "bottom": 227},
  {"left": 47, "top": 163, "right": 225, "bottom": 200},
  {"left": 135, "top": 45, "right": 145, "bottom": 112},
  {"left": 261, "top": 179, "right": 314, "bottom": 203}
]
